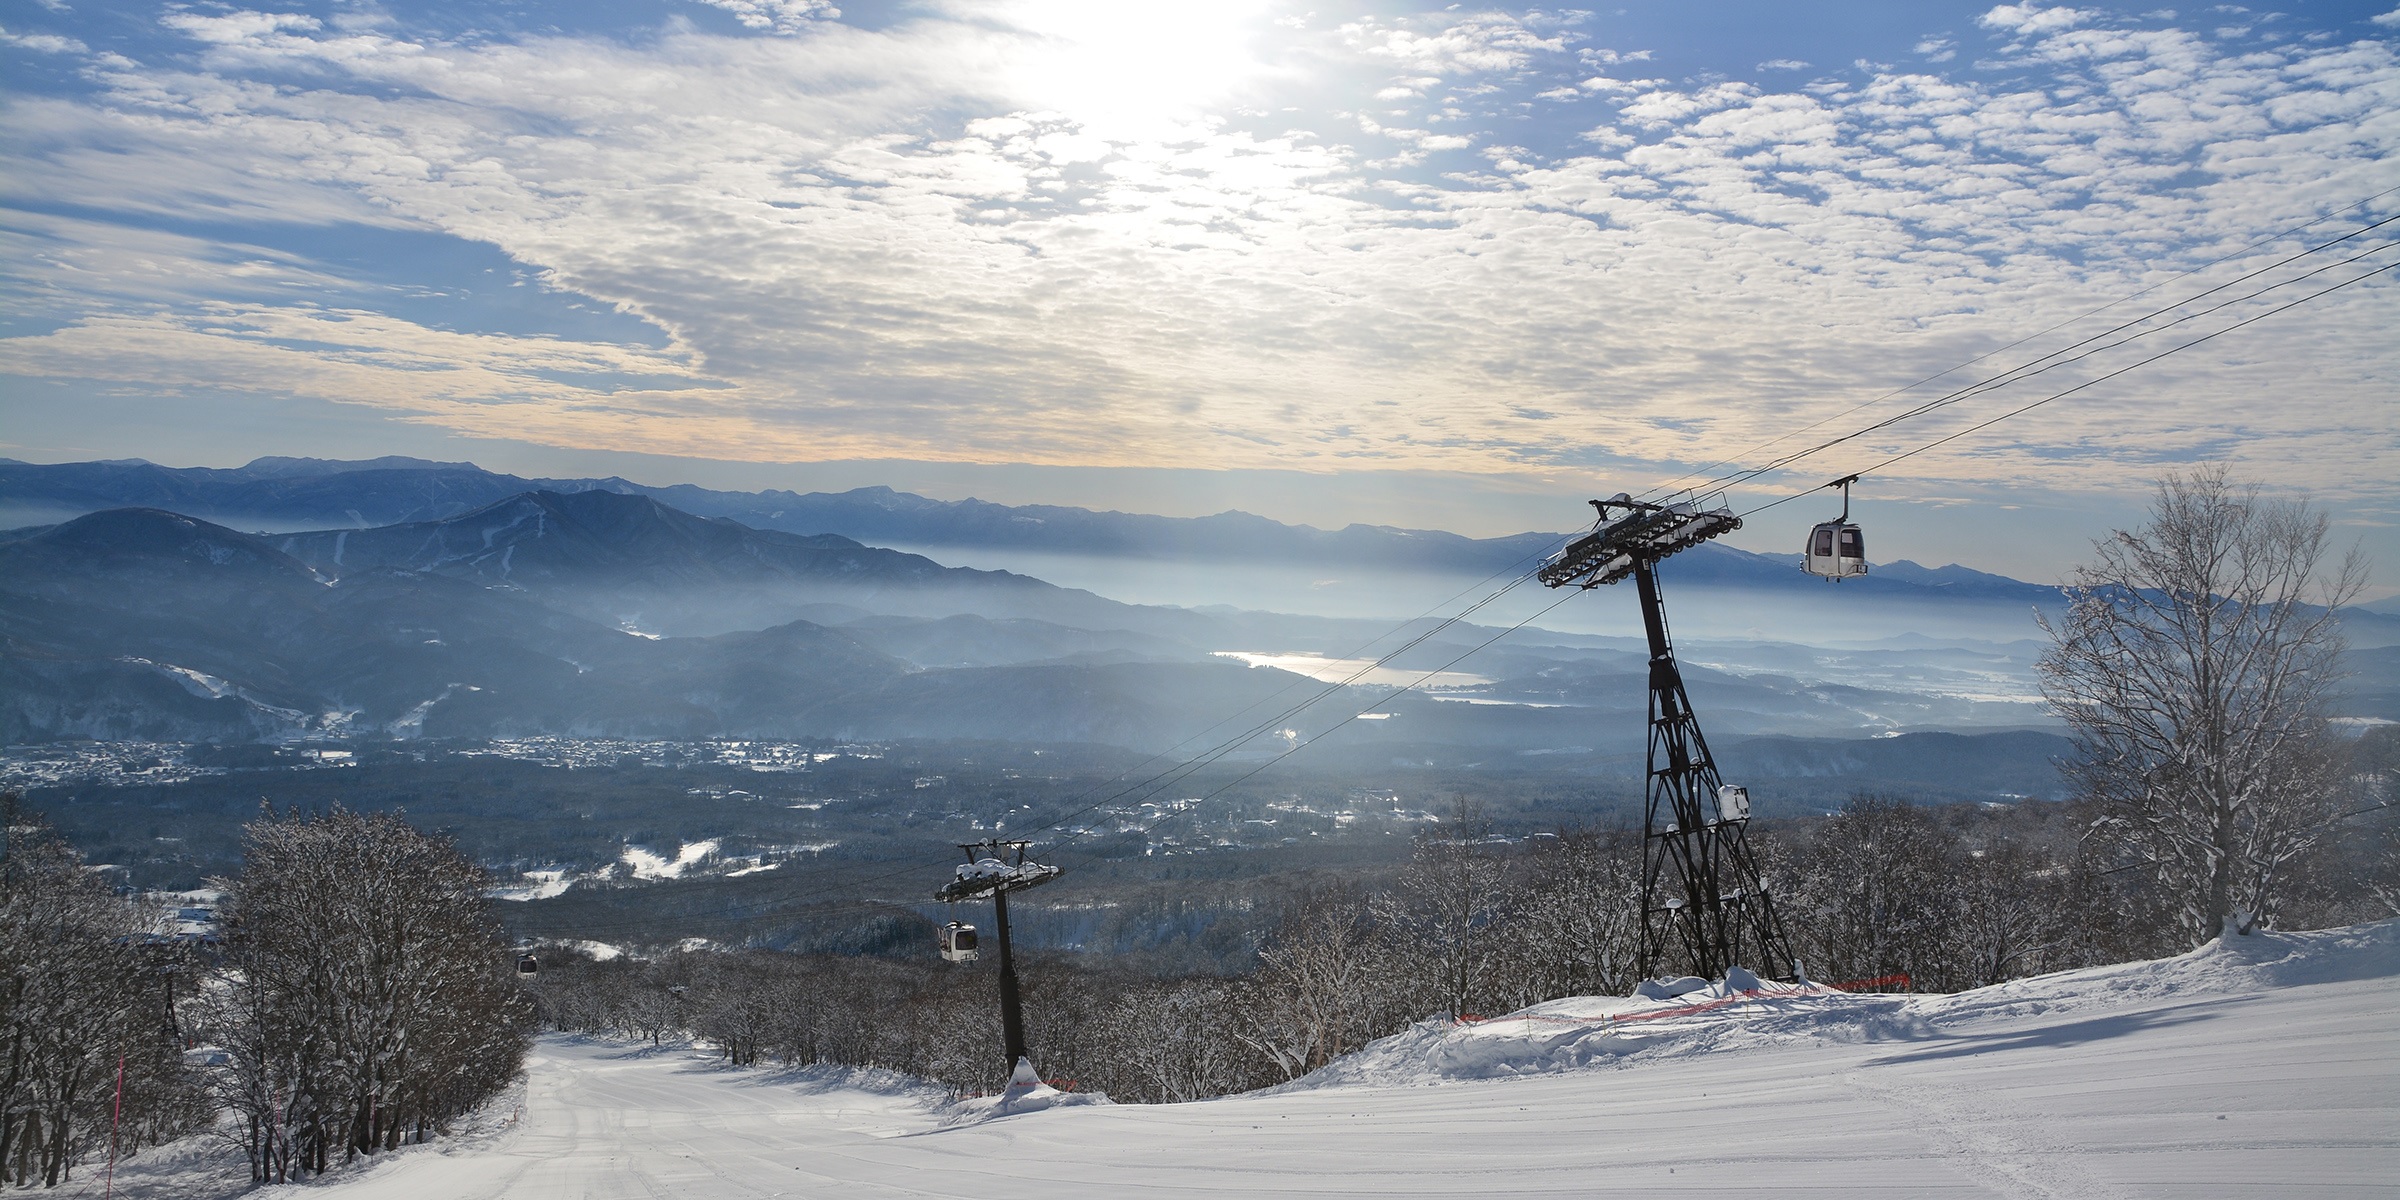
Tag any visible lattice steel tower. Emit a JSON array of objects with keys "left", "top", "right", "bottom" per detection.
[{"left": 1539, "top": 494, "right": 1798, "bottom": 982}]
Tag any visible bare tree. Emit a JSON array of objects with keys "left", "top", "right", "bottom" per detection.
[
  {"left": 0, "top": 795, "right": 205, "bottom": 1188},
  {"left": 1772, "top": 795, "right": 1967, "bottom": 991},
  {"left": 2039, "top": 467, "right": 2364, "bottom": 945},
  {"left": 1235, "top": 884, "right": 1382, "bottom": 1080},
  {"left": 1378, "top": 798, "right": 1518, "bottom": 1020},
  {"left": 209, "top": 806, "right": 533, "bottom": 1182},
  {"left": 1497, "top": 826, "right": 1646, "bottom": 1006}
]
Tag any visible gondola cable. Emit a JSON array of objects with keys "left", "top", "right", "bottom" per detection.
[
  {"left": 1738, "top": 255, "right": 2400, "bottom": 519},
  {"left": 1629, "top": 189, "right": 2400, "bottom": 505},
  {"left": 529, "top": 543, "right": 1575, "bottom": 936},
  {"left": 1039, "top": 586, "right": 1590, "bottom": 865},
  {"left": 1662, "top": 215, "right": 2400, "bottom": 504}
]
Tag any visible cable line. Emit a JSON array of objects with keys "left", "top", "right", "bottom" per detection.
[
  {"left": 1739, "top": 256, "right": 2400, "bottom": 518},
  {"left": 540, "top": 555, "right": 1590, "bottom": 937},
  {"left": 1003, "top": 560, "right": 1555, "bottom": 844},
  {"left": 1672, "top": 213, "right": 2400, "bottom": 503},
  {"left": 540, "top": 191, "right": 2400, "bottom": 945},
  {"left": 1636, "top": 195, "right": 2400, "bottom": 503},
  {"left": 527, "top": 541, "right": 1580, "bottom": 936}
]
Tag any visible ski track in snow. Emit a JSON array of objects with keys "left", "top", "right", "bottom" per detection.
[{"left": 95, "top": 924, "right": 2400, "bottom": 1199}]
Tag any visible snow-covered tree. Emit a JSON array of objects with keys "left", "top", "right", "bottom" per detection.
[
  {"left": 1235, "top": 884, "right": 1384, "bottom": 1080},
  {"left": 1378, "top": 798, "right": 1517, "bottom": 1020},
  {"left": 0, "top": 795, "right": 205, "bottom": 1188},
  {"left": 208, "top": 806, "right": 533, "bottom": 1182},
  {"left": 2040, "top": 467, "right": 2363, "bottom": 945},
  {"left": 1771, "top": 795, "right": 1968, "bottom": 990},
  {"left": 1496, "top": 826, "right": 1645, "bottom": 1004}
]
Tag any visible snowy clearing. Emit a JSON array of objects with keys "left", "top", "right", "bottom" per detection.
[
  {"left": 620, "top": 839, "right": 719, "bottom": 880},
  {"left": 90, "top": 922, "right": 2398, "bottom": 1199},
  {"left": 488, "top": 867, "right": 577, "bottom": 902}
]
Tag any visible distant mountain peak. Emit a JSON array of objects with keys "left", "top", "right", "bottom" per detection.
[
  {"left": 5, "top": 507, "right": 322, "bottom": 584},
  {"left": 240, "top": 454, "right": 484, "bottom": 478}
]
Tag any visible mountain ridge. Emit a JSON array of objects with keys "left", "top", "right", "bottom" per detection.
[{"left": 2, "top": 455, "right": 2061, "bottom": 599}]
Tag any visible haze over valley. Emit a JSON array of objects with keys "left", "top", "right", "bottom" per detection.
[{"left": 6, "top": 454, "right": 2395, "bottom": 966}]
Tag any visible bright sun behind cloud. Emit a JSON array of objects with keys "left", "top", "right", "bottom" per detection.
[{"left": 998, "top": 0, "right": 1277, "bottom": 133}]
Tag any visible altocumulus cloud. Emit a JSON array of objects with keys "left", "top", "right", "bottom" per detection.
[{"left": 0, "top": 1, "right": 2394, "bottom": 504}]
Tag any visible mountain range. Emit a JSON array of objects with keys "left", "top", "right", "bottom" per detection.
[
  {"left": 0, "top": 455, "right": 2059, "bottom": 601},
  {"left": 4, "top": 458, "right": 2390, "bottom": 758},
  {"left": 0, "top": 489, "right": 2063, "bottom": 750},
  {"left": 0, "top": 502, "right": 1339, "bottom": 746}
]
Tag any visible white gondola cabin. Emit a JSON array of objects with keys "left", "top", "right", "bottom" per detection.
[
  {"left": 1802, "top": 475, "right": 1869, "bottom": 582},
  {"left": 1715, "top": 784, "right": 1751, "bottom": 823},
  {"left": 939, "top": 921, "right": 980, "bottom": 963}
]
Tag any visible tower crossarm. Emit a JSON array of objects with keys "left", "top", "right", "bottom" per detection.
[{"left": 1538, "top": 494, "right": 1742, "bottom": 590}]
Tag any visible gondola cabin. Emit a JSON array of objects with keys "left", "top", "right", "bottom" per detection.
[
  {"left": 939, "top": 921, "right": 980, "bottom": 963},
  {"left": 1715, "top": 784, "right": 1751, "bottom": 823},
  {"left": 1801, "top": 475, "right": 1869, "bottom": 581},
  {"left": 516, "top": 953, "right": 538, "bottom": 976},
  {"left": 1802, "top": 520, "right": 1867, "bottom": 580}
]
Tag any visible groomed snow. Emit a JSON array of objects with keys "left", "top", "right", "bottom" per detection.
[{"left": 86, "top": 922, "right": 2399, "bottom": 1199}]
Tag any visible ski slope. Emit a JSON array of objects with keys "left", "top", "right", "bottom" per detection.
[{"left": 238, "top": 923, "right": 2395, "bottom": 1198}]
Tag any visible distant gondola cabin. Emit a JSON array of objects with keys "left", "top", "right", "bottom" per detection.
[{"left": 939, "top": 922, "right": 979, "bottom": 963}]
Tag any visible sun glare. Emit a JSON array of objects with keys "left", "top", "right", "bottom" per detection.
[{"left": 1001, "top": 0, "right": 1275, "bottom": 133}]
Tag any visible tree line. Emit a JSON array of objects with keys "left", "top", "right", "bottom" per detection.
[
  {"left": 527, "top": 771, "right": 2397, "bottom": 1105},
  {"left": 0, "top": 799, "right": 531, "bottom": 1188}
]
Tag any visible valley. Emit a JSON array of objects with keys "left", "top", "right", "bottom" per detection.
[{"left": 6, "top": 456, "right": 2394, "bottom": 964}]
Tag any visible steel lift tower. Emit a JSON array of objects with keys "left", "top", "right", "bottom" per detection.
[
  {"left": 934, "top": 839, "right": 1062, "bottom": 1074},
  {"left": 1539, "top": 494, "right": 1798, "bottom": 983}
]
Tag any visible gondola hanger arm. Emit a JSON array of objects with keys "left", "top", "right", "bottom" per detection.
[{"left": 1823, "top": 474, "right": 1859, "bottom": 521}]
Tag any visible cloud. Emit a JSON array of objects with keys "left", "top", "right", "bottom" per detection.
[
  {"left": 1346, "top": 12, "right": 1570, "bottom": 76},
  {"left": 1, "top": 2, "right": 2394, "bottom": 504},
  {"left": 0, "top": 28, "right": 86, "bottom": 53},
  {"left": 689, "top": 0, "right": 841, "bottom": 34},
  {"left": 1979, "top": 5, "right": 2097, "bottom": 36}
]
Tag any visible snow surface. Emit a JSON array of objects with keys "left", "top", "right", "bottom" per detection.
[
  {"left": 488, "top": 867, "right": 578, "bottom": 902},
  {"left": 620, "top": 839, "right": 720, "bottom": 881},
  {"left": 82, "top": 922, "right": 2400, "bottom": 1198}
]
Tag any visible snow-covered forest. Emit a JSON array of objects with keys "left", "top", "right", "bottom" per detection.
[{"left": 0, "top": 804, "right": 530, "bottom": 1188}]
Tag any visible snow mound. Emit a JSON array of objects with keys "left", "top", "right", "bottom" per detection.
[
  {"left": 1288, "top": 921, "right": 2400, "bottom": 1092},
  {"left": 941, "top": 1083, "right": 1112, "bottom": 1125},
  {"left": 941, "top": 1059, "right": 1112, "bottom": 1126},
  {"left": 1284, "top": 976, "right": 1924, "bottom": 1092},
  {"left": 734, "top": 1057, "right": 951, "bottom": 1107},
  {"left": 1916, "top": 919, "right": 2400, "bottom": 1028},
  {"left": 621, "top": 839, "right": 719, "bottom": 880}
]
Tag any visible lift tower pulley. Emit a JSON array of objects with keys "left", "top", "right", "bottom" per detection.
[{"left": 1539, "top": 494, "right": 1799, "bottom": 983}]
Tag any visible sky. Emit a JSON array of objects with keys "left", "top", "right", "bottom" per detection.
[{"left": 2, "top": 0, "right": 2396, "bottom": 584}]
